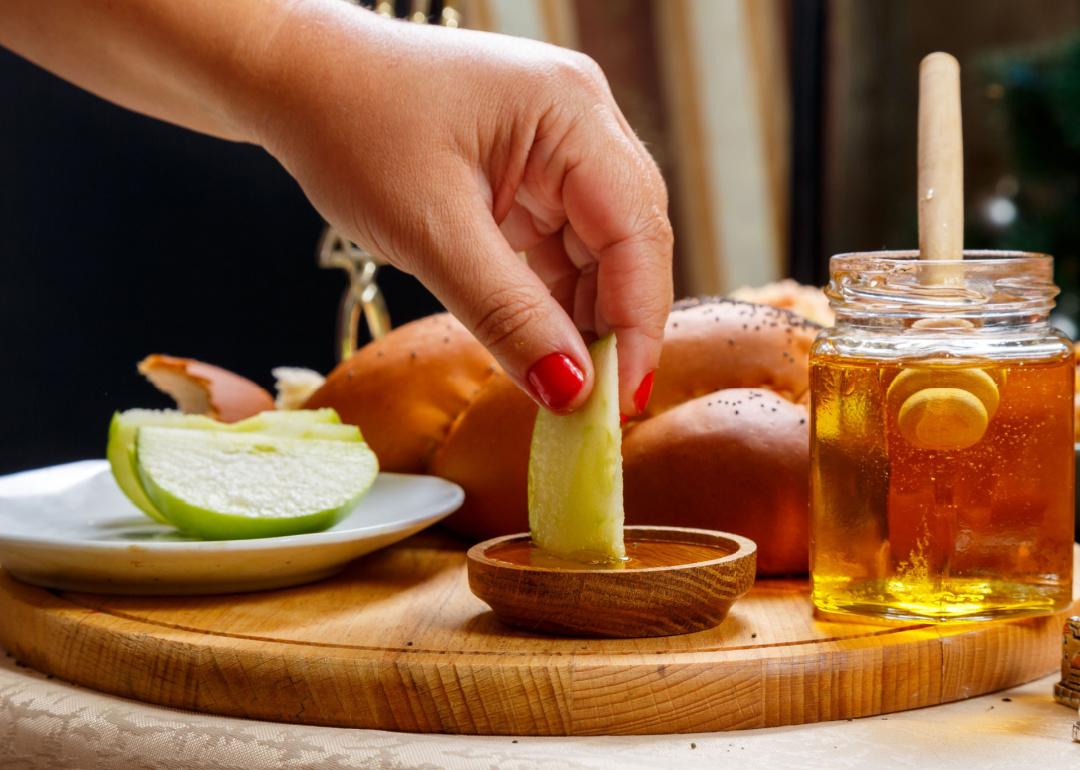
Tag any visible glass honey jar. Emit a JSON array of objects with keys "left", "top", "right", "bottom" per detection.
[{"left": 810, "top": 251, "right": 1075, "bottom": 622}]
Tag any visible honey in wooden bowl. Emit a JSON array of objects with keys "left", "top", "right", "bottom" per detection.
[
  {"left": 484, "top": 537, "right": 735, "bottom": 571},
  {"left": 810, "top": 252, "right": 1075, "bottom": 622},
  {"left": 467, "top": 525, "right": 756, "bottom": 637}
]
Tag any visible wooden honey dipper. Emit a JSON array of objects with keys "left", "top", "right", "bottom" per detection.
[
  {"left": 893, "top": 52, "right": 999, "bottom": 451},
  {"left": 888, "top": 367, "right": 999, "bottom": 451}
]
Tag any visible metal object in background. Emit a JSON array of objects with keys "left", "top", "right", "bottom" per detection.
[
  {"left": 319, "top": 0, "right": 462, "bottom": 361},
  {"left": 1053, "top": 616, "right": 1080, "bottom": 741},
  {"left": 317, "top": 229, "right": 391, "bottom": 363},
  {"left": 1055, "top": 616, "right": 1080, "bottom": 710}
]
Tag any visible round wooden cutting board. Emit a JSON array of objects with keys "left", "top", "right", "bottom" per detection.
[{"left": 0, "top": 533, "right": 1075, "bottom": 736}]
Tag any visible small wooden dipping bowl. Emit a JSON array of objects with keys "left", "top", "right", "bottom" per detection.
[{"left": 467, "top": 526, "right": 757, "bottom": 638}]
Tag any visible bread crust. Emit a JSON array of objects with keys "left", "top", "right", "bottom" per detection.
[
  {"left": 623, "top": 389, "right": 810, "bottom": 574},
  {"left": 647, "top": 297, "right": 817, "bottom": 417},
  {"left": 137, "top": 355, "right": 274, "bottom": 423},
  {"left": 431, "top": 370, "right": 536, "bottom": 539},
  {"left": 305, "top": 314, "right": 496, "bottom": 473}
]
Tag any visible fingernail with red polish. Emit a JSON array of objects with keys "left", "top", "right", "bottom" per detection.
[
  {"left": 633, "top": 370, "right": 655, "bottom": 414},
  {"left": 527, "top": 353, "right": 585, "bottom": 411}
]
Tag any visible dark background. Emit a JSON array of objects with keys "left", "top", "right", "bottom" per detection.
[{"left": 0, "top": 48, "right": 440, "bottom": 473}]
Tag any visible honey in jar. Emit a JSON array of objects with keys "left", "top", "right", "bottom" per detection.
[{"left": 810, "top": 251, "right": 1075, "bottom": 622}]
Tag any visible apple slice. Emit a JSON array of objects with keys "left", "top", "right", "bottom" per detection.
[
  {"left": 231, "top": 409, "right": 364, "bottom": 441},
  {"left": 108, "top": 410, "right": 220, "bottom": 521},
  {"left": 108, "top": 408, "right": 362, "bottom": 522},
  {"left": 528, "top": 334, "right": 625, "bottom": 563},
  {"left": 135, "top": 427, "right": 379, "bottom": 540},
  {"left": 237, "top": 407, "right": 342, "bottom": 426}
]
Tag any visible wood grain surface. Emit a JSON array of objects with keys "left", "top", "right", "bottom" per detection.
[{"left": 0, "top": 533, "right": 1075, "bottom": 736}]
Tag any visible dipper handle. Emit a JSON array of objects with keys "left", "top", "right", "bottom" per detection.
[{"left": 918, "top": 52, "right": 964, "bottom": 268}]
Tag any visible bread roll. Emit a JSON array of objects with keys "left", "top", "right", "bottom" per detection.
[
  {"left": 305, "top": 313, "right": 496, "bottom": 473},
  {"left": 646, "top": 297, "right": 815, "bottom": 417},
  {"left": 730, "top": 279, "right": 835, "bottom": 327},
  {"left": 623, "top": 389, "right": 810, "bottom": 574},
  {"left": 431, "top": 370, "right": 536, "bottom": 539}
]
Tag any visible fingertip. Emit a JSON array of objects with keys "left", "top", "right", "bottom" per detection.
[
  {"left": 613, "top": 326, "right": 664, "bottom": 416},
  {"left": 526, "top": 352, "right": 583, "bottom": 411},
  {"left": 560, "top": 373, "right": 595, "bottom": 415},
  {"left": 633, "top": 369, "right": 655, "bottom": 414}
]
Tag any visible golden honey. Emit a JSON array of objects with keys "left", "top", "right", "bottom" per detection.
[
  {"left": 811, "top": 354, "right": 1074, "bottom": 620},
  {"left": 810, "top": 251, "right": 1075, "bottom": 622},
  {"left": 487, "top": 538, "right": 733, "bottom": 570}
]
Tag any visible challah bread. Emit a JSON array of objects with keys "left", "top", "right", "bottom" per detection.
[
  {"left": 136, "top": 298, "right": 820, "bottom": 574},
  {"left": 646, "top": 297, "right": 815, "bottom": 416},
  {"left": 730, "top": 278, "right": 836, "bottom": 327},
  {"left": 623, "top": 388, "right": 810, "bottom": 574},
  {"left": 304, "top": 313, "right": 498, "bottom": 473},
  {"left": 302, "top": 297, "right": 819, "bottom": 574},
  {"left": 430, "top": 370, "right": 537, "bottom": 540}
]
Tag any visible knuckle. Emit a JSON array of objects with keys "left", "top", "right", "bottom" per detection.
[
  {"left": 658, "top": 216, "right": 675, "bottom": 252},
  {"left": 652, "top": 166, "right": 671, "bottom": 210},
  {"left": 472, "top": 288, "right": 548, "bottom": 350},
  {"left": 638, "top": 205, "right": 674, "bottom": 253},
  {"left": 547, "top": 52, "right": 607, "bottom": 96},
  {"left": 638, "top": 316, "right": 668, "bottom": 344},
  {"left": 568, "top": 52, "right": 606, "bottom": 83},
  {"left": 634, "top": 149, "right": 669, "bottom": 208}
]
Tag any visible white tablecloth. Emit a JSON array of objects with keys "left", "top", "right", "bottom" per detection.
[{"left": 1, "top": 650, "right": 1077, "bottom": 770}]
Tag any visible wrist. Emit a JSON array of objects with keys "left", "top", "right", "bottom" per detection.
[{"left": 233, "top": 0, "right": 383, "bottom": 152}]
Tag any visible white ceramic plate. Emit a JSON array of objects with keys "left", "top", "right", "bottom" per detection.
[{"left": 0, "top": 460, "right": 463, "bottom": 595}]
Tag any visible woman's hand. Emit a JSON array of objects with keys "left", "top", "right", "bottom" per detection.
[
  {"left": 250, "top": 3, "right": 672, "bottom": 414},
  {"left": 0, "top": 0, "right": 673, "bottom": 414}
]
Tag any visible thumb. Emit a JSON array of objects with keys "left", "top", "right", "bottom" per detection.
[{"left": 408, "top": 191, "right": 594, "bottom": 414}]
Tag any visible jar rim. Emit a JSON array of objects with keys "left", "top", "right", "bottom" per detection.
[
  {"left": 826, "top": 249, "right": 1058, "bottom": 322},
  {"left": 830, "top": 249, "right": 1052, "bottom": 266}
]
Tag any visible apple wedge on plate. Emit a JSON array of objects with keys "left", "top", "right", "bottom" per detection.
[
  {"left": 108, "top": 408, "right": 363, "bottom": 520},
  {"left": 107, "top": 410, "right": 221, "bottom": 521},
  {"left": 108, "top": 408, "right": 377, "bottom": 539},
  {"left": 136, "top": 427, "right": 379, "bottom": 540}
]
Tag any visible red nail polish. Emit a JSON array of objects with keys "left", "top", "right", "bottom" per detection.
[
  {"left": 527, "top": 353, "right": 585, "bottom": 411},
  {"left": 633, "top": 370, "right": 655, "bottom": 414}
]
